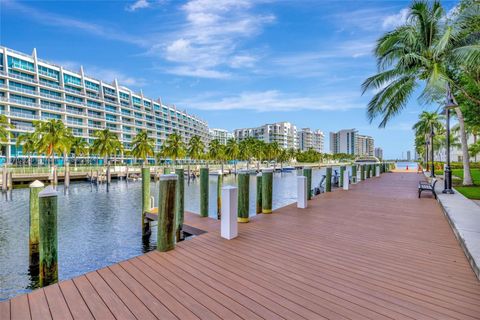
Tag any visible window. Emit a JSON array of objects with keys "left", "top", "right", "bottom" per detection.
[
  {"left": 38, "top": 65, "right": 59, "bottom": 79},
  {"left": 66, "top": 95, "right": 83, "bottom": 103},
  {"left": 85, "top": 80, "right": 100, "bottom": 91},
  {"left": 8, "top": 56, "right": 34, "bottom": 72},
  {"left": 42, "top": 112, "right": 61, "bottom": 120},
  {"left": 9, "top": 81, "right": 36, "bottom": 92},
  {"left": 105, "top": 105, "right": 117, "bottom": 113},
  {"left": 106, "top": 114, "right": 117, "bottom": 122},
  {"left": 119, "top": 92, "right": 130, "bottom": 100},
  {"left": 103, "top": 87, "right": 116, "bottom": 96},
  {"left": 132, "top": 96, "right": 141, "bottom": 105},
  {"left": 64, "top": 74, "right": 82, "bottom": 86}
]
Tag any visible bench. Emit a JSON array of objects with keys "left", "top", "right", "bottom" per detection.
[{"left": 418, "top": 178, "right": 437, "bottom": 199}]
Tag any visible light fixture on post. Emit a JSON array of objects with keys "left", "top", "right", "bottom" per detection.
[
  {"left": 442, "top": 85, "right": 456, "bottom": 194},
  {"left": 430, "top": 123, "right": 435, "bottom": 178}
]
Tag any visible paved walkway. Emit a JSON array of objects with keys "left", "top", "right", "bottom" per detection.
[{"left": 1, "top": 172, "right": 480, "bottom": 319}]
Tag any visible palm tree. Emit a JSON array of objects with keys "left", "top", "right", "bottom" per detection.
[
  {"left": 131, "top": 130, "right": 155, "bottom": 165},
  {"left": 412, "top": 111, "right": 445, "bottom": 165},
  {"left": 70, "top": 137, "right": 89, "bottom": 168},
  {"left": 0, "top": 114, "right": 11, "bottom": 144},
  {"left": 16, "top": 132, "right": 37, "bottom": 167},
  {"left": 187, "top": 135, "right": 205, "bottom": 163},
  {"left": 225, "top": 138, "right": 239, "bottom": 174},
  {"left": 361, "top": 0, "right": 480, "bottom": 185},
  {"left": 91, "top": 129, "right": 120, "bottom": 165},
  {"left": 162, "top": 132, "right": 186, "bottom": 164},
  {"left": 208, "top": 139, "right": 225, "bottom": 172},
  {"left": 33, "top": 119, "right": 71, "bottom": 167}
]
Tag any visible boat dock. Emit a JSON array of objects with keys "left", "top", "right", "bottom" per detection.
[{"left": 1, "top": 172, "right": 479, "bottom": 319}]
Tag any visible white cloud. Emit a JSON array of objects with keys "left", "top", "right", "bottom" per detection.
[
  {"left": 126, "top": 0, "right": 150, "bottom": 11},
  {"left": 148, "top": 0, "right": 275, "bottom": 78},
  {"left": 178, "top": 90, "right": 365, "bottom": 112},
  {"left": 382, "top": 8, "right": 410, "bottom": 30}
]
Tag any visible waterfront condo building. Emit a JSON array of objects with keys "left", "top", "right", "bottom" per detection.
[
  {"left": 298, "top": 128, "right": 324, "bottom": 153},
  {"left": 329, "top": 129, "right": 374, "bottom": 156},
  {"left": 209, "top": 128, "right": 233, "bottom": 145},
  {"left": 374, "top": 147, "right": 384, "bottom": 160},
  {"left": 0, "top": 47, "right": 209, "bottom": 163},
  {"left": 234, "top": 122, "right": 298, "bottom": 149}
]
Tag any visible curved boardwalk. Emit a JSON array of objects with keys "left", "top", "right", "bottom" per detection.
[{"left": 1, "top": 172, "right": 480, "bottom": 319}]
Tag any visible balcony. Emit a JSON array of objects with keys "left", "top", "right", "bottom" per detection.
[
  {"left": 8, "top": 98, "right": 39, "bottom": 108},
  {"left": 9, "top": 111, "right": 39, "bottom": 120},
  {"left": 9, "top": 86, "right": 37, "bottom": 96},
  {"left": 41, "top": 104, "right": 63, "bottom": 112},
  {"left": 7, "top": 72, "right": 37, "bottom": 84}
]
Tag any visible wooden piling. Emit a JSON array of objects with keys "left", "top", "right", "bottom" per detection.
[
  {"left": 216, "top": 171, "right": 222, "bottom": 220},
  {"left": 1, "top": 166, "right": 7, "bottom": 192},
  {"left": 141, "top": 167, "right": 151, "bottom": 237},
  {"left": 175, "top": 168, "right": 185, "bottom": 240},
  {"left": 325, "top": 167, "right": 332, "bottom": 192},
  {"left": 256, "top": 173, "right": 262, "bottom": 214},
  {"left": 261, "top": 168, "right": 273, "bottom": 214},
  {"left": 200, "top": 167, "right": 209, "bottom": 217},
  {"left": 53, "top": 166, "right": 58, "bottom": 187},
  {"left": 64, "top": 164, "right": 70, "bottom": 188},
  {"left": 157, "top": 174, "right": 177, "bottom": 252},
  {"left": 303, "top": 167, "right": 312, "bottom": 200},
  {"left": 38, "top": 186, "right": 58, "bottom": 287},
  {"left": 366, "top": 165, "right": 371, "bottom": 179},
  {"left": 237, "top": 172, "right": 250, "bottom": 222},
  {"left": 29, "top": 180, "right": 44, "bottom": 266},
  {"left": 339, "top": 166, "right": 345, "bottom": 188},
  {"left": 352, "top": 165, "right": 357, "bottom": 183},
  {"left": 7, "top": 171, "right": 13, "bottom": 190},
  {"left": 107, "top": 162, "right": 111, "bottom": 184}
]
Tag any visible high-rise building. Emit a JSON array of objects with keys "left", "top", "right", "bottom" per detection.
[
  {"left": 330, "top": 129, "right": 374, "bottom": 156},
  {"left": 234, "top": 122, "right": 298, "bottom": 149},
  {"left": 407, "top": 150, "right": 411, "bottom": 161},
  {"left": 375, "top": 147, "right": 383, "bottom": 160},
  {"left": 298, "top": 128, "right": 324, "bottom": 153},
  {"left": 0, "top": 47, "right": 209, "bottom": 163},
  {"left": 209, "top": 128, "right": 233, "bottom": 145}
]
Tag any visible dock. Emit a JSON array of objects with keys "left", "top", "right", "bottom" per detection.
[{"left": 1, "top": 172, "right": 480, "bottom": 319}]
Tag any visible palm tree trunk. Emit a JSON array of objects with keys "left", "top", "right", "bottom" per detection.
[{"left": 454, "top": 107, "right": 473, "bottom": 186}]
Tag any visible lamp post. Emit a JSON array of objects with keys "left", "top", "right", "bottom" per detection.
[
  {"left": 442, "top": 86, "right": 456, "bottom": 194},
  {"left": 430, "top": 123, "right": 435, "bottom": 178},
  {"left": 425, "top": 134, "right": 429, "bottom": 172}
]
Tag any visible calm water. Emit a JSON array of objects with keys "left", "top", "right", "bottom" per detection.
[
  {"left": 395, "top": 162, "right": 418, "bottom": 170},
  {"left": 0, "top": 168, "right": 339, "bottom": 300}
]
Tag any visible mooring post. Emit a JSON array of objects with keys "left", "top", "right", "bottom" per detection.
[
  {"left": 216, "top": 171, "right": 222, "bottom": 220},
  {"left": 325, "top": 167, "right": 332, "bottom": 192},
  {"left": 64, "top": 163, "right": 70, "bottom": 189},
  {"left": 107, "top": 161, "right": 111, "bottom": 184},
  {"left": 237, "top": 172, "right": 250, "bottom": 223},
  {"left": 38, "top": 186, "right": 58, "bottom": 287},
  {"left": 157, "top": 174, "right": 177, "bottom": 252},
  {"left": 339, "top": 165, "right": 345, "bottom": 188},
  {"left": 1, "top": 166, "right": 7, "bottom": 192},
  {"left": 7, "top": 170, "right": 13, "bottom": 190},
  {"left": 366, "top": 165, "right": 370, "bottom": 179},
  {"left": 221, "top": 186, "right": 238, "bottom": 240},
  {"left": 141, "top": 167, "right": 151, "bottom": 237},
  {"left": 261, "top": 168, "right": 273, "bottom": 214},
  {"left": 29, "top": 180, "right": 44, "bottom": 266},
  {"left": 352, "top": 165, "right": 357, "bottom": 184},
  {"left": 53, "top": 166, "right": 58, "bottom": 187},
  {"left": 256, "top": 173, "right": 262, "bottom": 214},
  {"left": 175, "top": 168, "right": 185, "bottom": 240},
  {"left": 200, "top": 167, "right": 209, "bottom": 217},
  {"left": 343, "top": 170, "right": 349, "bottom": 190},
  {"left": 376, "top": 164, "right": 380, "bottom": 177},
  {"left": 303, "top": 167, "right": 312, "bottom": 200},
  {"left": 297, "top": 175, "right": 307, "bottom": 209}
]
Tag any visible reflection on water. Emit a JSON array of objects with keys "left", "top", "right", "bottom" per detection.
[{"left": 0, "top": 168, "right": 335, "bottom": 300}]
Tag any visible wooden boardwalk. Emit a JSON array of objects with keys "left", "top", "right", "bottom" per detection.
[{"left": 2, "top": 172, "right": 480, "bottom": 319}]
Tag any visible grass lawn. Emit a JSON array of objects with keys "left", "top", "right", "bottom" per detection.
[{"left": 430, "top": 168, "right": 480, "bottom": 199}]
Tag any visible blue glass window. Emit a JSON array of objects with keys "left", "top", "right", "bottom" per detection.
[
  {"left": 40, "top": 88, "right": 62, "bottom": 97},
  {"left": 8, "top": 56, "right": 34, "bottom": 72},
  {"left": 85, "top": 80, "right": 100, "bottom": 91},
  {"left": 38, "top": 66, "right": 59, "bottom": 79},
  {"left": 64, "top": 74, "right": 82, "bottom": 86}
]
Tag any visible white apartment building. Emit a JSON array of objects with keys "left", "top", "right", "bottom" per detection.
[
  {"left": 209, "top": 128, "right": 233, "bottom": 145},
  {"left": 330, "top": 129, "right": 374, "bottom": 156},
  {"left": 374, "top": 147, "right": 383, "bottom": 160},
  {"left": 434, "top": 132, "right": 478, "bottom": 162},
  {"left": 298, "top": 128, "right": 324, "bottom": 153},
  {"left": 0, "top": 47, "right": 209, "bottom": 164},
  {"left": 234, "top": 122, "right": 298, "bottom": 149}
]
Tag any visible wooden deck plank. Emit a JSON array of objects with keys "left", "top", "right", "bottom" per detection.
[
  {"left": 5, "top": 172, "right": 480, "bottom": 320},
  {"left": 28, "top": 289, "right": 51, "bottom": 320},
  {"left": 0, "top": 300, "right": 10, "bottom": 320},
  {"left": 10, "top": 294, "right": 31, "bottom": 320},
  {"left": 57, "top": 281, "right": 93, "bottom": 320},
  {"left": 43, "top": 284, "right": 73, "bottom": 320},
  {"left": 71, "top": 276, "right": 115, "bottom": 320}
]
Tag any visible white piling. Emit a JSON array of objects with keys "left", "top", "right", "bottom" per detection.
[
  {"left": 297, "top": 176, "right": 307, "bottom": 209},
  {"left": 376, "top": 165, "right": 380, "bottom": 177},
  {"left": 221, "top": 186, "right": 238, "bottom": 240},
  {"left": 343, "top": 170, "right": 349, "bottom": 190}
]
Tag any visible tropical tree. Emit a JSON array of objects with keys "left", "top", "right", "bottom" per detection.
[
  {"left": 225, "top": 138, "right": 239, "bottom": 173},
  {"left": 131, "top": 130, "right": 155, "bottom": 165},
  {"left": 91, "top": 129, "right": 120, "bottom": 165},
  {"left": 162, "top": 132, "right": 186, "bottom": 165},
  {"left": 361, "top": 0, "right": 480, "bottom": 185},
  {"left": 187, "top": 135, "right": 205, "bottom": 163},
  {"left": 33, "top": 119, "right": 71, "bottom": 167},
  {"left": 16, "top": 132, "right": 37, "bottom": 166},
  {"left": 412, "top": 111, "right": 445, "bottom": 163},
  {"left": 208, "top": 139, "right": 223, "bottom": 161},
  {"left": 70, "top": 137, "right": 89, "bottom": 167},
  {"left": 0, "top": 114, "right": 11, "bottom": 145}
]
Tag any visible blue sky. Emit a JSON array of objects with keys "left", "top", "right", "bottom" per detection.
[{"left": 1, "top": 0, "right": 457, "bottom": 158}]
